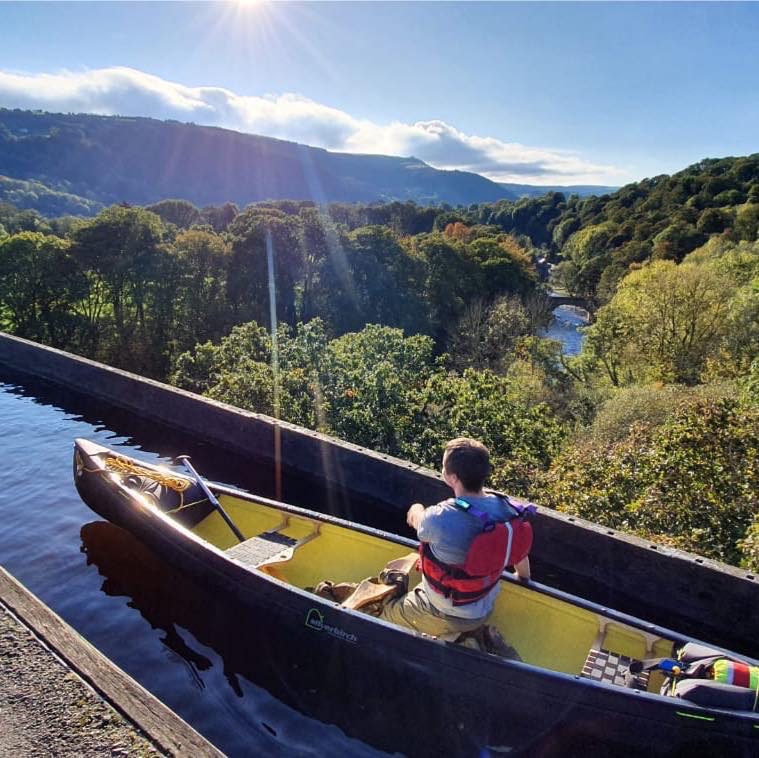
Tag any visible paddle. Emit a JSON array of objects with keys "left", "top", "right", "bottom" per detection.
[{"left": 174, "top": 455, "right": 245, "bottom": 543}]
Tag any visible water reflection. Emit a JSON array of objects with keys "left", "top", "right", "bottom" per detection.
[
  {"left": 81, "top": 520, "right": 405, "bottom": 757},
  {"left": 0, "top": 366, "right": 403, "bottom": 532}
]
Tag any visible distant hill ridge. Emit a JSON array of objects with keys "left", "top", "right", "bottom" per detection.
[
  {"left": 499, "top": 181, "right": 618, "bottom": 198},
  {"left": 0, "top": 108, "right": 615, "bottom": 214}
]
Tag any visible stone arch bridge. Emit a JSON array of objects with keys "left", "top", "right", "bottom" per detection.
[{"left": 547, "top": 294, "right": 594, "bottom": 315}]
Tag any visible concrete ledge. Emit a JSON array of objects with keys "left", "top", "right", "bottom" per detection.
[
  {"left": 1, "top": 331, "right": 757, "bottom": 655},
  {"left": 0, "top": 567, "right": 223, "bottom": 757}
]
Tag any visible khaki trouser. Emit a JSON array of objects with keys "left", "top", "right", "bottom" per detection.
[{"left": 380, "top": 586, "right": 487, "bottom": 641}]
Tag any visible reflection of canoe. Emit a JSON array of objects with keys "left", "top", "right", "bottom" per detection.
[
  {"left": 74, "top": 438, "right": 759, "bottom": 755},
  {"left": 80, "top": 520, "right": 411, "bottom": 755}
]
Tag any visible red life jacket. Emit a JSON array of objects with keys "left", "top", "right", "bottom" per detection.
[{"left": 419, "top": 496, "right": 534, "bottom": 607}]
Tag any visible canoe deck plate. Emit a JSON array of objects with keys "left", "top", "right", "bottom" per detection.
[
  {"left": 581, "top": 648, "right": 649, "bottom": 689},
  {"left": 226, "top": 532, "right": 297, "bottom": 566}
]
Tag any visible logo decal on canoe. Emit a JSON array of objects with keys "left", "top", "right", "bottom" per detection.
[{"left": 305, "top": 608, "right": 357, "bottom": 644}]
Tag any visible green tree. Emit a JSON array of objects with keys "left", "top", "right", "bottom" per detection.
[
  {"left": 560, "top": 222, "right": 618, "bottom": 299},
  {"left": 562, "top": 222, "right": 618, "bottom": 268},
  {"left": 652, "top": 221, "right": 706, "bottom": 261},
  {"left": 170, "top": 319, "right": 566, "bottom": 494},
  {"left": 414, "top": 233, "right": 481, "bottom": 344},
  {"left": 535, "top": 398, "right": 759, "bottom": 566},
  {"left": 696, "top": 208, "right": 731, "bottom": 235},
  {"left": 410, "top": 368, "right": 565, "bottom": 492},
  {"left": 227, "top": 208, "right": 303, "bottom": 328},
  {"left": 590, "top": 260, "right": 730, "bottom": 384},
  {"left": 467, "top": 235, "right": 537, "bottom": 299},
  {"left": 171, "top": 320, "right": 329, "bottom": 428},
  {"left": 171, "top": 228, "right": 231, "bottom": 348},
  {"left": 297, "top": 208, "right": 335, "bottom": 324},
  {"left": 739, "top": 519, "right": 759, "bottom": 570},
  {"left": 146, "top": 199, "right": 202, "bottom": 229},
  {"left": 551, "top": 216, "right": 580, "bottom": 249},
  {"left": 201, "top": 202, "right": 239, "bottom": 232},
  {"left": 449, "top": 295, "right": 532, "bottom": 373},
  {"left": 345, "top": 226, "right": 427, "bottom": 333},
  {"left": 71, "top": 206, "right": 167, "bottom": 334},
  {"left": 70, "top": 206, "right": 174, "bottom": 373},
  {"left": 735, "top": 204, "right": 759, "bottom": 241},
  {"left": 549, "top": 260, "right": 582, "bottom": 297},
  {"left": 319, "top": 325, "right": 438, "bottom": 453},
  {"left": 0, "top": 231, "right": 85, "bottom": 346}
]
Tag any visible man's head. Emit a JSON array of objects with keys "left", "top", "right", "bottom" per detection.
[{"left": 442, "top": 437, "right": 490, "bottom": 492}]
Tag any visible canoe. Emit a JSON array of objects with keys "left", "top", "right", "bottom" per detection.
[{"left": 73, "top": 438, "right": 759, "bottom": 756}]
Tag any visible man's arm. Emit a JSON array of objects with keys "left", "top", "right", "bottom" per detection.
[
  {"left": 514, "top": 555, "right": 531, "bottom": 581},
  {"left": 406, "top": 502, "right": 426, "bottom": 531}
]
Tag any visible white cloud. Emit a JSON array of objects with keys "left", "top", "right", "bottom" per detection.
[{"left": 0, "top": 66, "right": 625, "bottom": 185}]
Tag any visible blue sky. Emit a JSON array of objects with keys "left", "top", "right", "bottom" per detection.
[{"left": 1, "top": 1, "right": 758, "bottom": 186}]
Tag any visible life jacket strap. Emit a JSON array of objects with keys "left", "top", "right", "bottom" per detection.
[{"left": 453, "top": 495, "right": 537, "bottom": 525}]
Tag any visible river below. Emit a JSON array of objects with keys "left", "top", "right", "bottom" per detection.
[{"left": 541, "top": 305, "right": 588, "bottom": 355}]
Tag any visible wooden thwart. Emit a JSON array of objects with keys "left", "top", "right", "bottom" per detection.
[
  {"left": 380, "top": 552, "right": 420, "bottom": 579},
  {"left": 341, "top": 579, "right": 401, "bottom": 611},
  {"left": 226, "top": 518, "right": 322, "bottom": 575}
]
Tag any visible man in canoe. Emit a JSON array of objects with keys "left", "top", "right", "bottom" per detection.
[{"left": 380, "top": 437, "right": 532, "bottom": 640}]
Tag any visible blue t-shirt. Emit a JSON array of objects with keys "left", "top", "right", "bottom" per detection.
[{"left": 417, "top": 494, "right": 514, "bottom": 618}]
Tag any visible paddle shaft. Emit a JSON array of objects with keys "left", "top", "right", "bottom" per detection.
[{"left": 175, "top": 456, "right": 245, "bottom": 543}]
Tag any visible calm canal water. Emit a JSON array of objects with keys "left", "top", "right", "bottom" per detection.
[{"left": 0, "top": 370, "right": 396, "bottom": 757}]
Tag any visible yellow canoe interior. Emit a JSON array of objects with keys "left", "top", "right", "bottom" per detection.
[{"left": 188, "top": 491, "right": 674, "bottom": 689}]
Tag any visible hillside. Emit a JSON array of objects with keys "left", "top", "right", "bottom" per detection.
[
  {"left": 0, "top": 109, "right": 516, "bottom": 210},
  {"left": 444, "top": 154, "right": 759, "bottom": 301},
  {"left": 0, "top": 151, "right": 756, "bottom": 573},
  {"left": 0, "top": 109, "right": 613, "bottom": 213},
  {"left": 0, "top": 175, "right": 104, "bottom": 217}
]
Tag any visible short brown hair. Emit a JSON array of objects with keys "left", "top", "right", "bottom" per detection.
[{"left": 443, "top": 437, "right": 490, "bottom": 491}]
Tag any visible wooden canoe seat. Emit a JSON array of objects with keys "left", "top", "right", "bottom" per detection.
[
  {"left": 581, "top": 648, "right": 649, "bottom": 689},
  {"left": 581, "top": 617, "right": 658, "bottom": 689},
  {"left": 341, "top": 579, "right": 401, "bottom": 611}
]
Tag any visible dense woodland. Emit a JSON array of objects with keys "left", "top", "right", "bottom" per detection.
[{"left": 1, "top": 152, "right": 757, "bottom": 571}]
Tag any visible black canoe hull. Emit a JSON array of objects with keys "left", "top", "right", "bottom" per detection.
[{"left": 73, "top": 440, "right": 759, "bottom": 756}]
